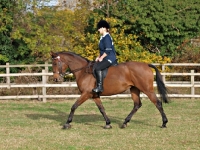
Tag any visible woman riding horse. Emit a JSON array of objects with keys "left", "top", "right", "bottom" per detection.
[
  {"left": 51, "top": 51, "right": 169, "bottom": 129},
  {"left": 93, "top": 20, "right": 117, "bottom": 93}
]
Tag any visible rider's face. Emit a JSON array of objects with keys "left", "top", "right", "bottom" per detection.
[{"left": 98, "top": 27, "right": 106, "bottom": 35}]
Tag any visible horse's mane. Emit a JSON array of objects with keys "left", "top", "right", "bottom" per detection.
[{"left": 58, "top": 51, "right": 91, "bottom": 63}]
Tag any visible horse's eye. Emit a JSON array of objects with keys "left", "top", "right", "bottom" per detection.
[{"left": 53, "top": 62, "right": 57, "bottom": 66}]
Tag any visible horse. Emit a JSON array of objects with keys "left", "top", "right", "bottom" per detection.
[{"left": 50, "top": 51, "right": 169, "bottom": 129}]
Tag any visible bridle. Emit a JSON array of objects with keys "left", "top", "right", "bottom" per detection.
[{"left": 52, "top": 55, "right": 94, "bottom": 77}]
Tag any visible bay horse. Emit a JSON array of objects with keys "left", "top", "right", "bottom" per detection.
[{"left": 51, "top": 51, "right": 169, "bottom": 129}]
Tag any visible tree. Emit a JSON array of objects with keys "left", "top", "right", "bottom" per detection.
[
  {"left": 11, "top": 5, "right": 76, "bottom": 61},
  {"left": 74, "top": 13, "right": 171, "bottom": 64},
  {"left": 0, "top": 0, "right": 14, "bottom": 64},
  {"left": 92, "top": 0, "right": 200, "bottom": 58},
  {"left": 0, "top": 0, "right": 39, "bottom": 66}
]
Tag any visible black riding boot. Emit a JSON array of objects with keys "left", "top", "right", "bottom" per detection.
[{"left": 92, "top": 71, "right": 103, "bottom": 93}]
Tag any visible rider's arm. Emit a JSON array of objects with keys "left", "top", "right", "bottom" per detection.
[
  {"left": 95, "top": 55, "right": 100, "bottom": 61},
  {"left": 103, "top": 35, "right": 113, "bottom": 56},
  {"left": 99, "top": 53, "right": 107, "bottom": 62}
]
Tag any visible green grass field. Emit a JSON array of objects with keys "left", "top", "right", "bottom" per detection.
[{"left": 0, "top": 98, "right": 199, "bottom": 150}]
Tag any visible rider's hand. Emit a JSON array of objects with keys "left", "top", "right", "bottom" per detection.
[
  {"left": 98, "top": 57, "right": 103, "bottom": 62},
  {"left": 95, "top": 57, "right": 99, "bottom": 62}
]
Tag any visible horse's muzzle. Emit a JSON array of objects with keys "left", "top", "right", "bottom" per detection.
[
  {"left": 54, "top": 76, "right": 63, "bottom": 82},
  {"left": 54, "top": 78, "right": 59, "bottom": 82},
  {"left": 54, "top": 77, "right": 62, "bottom": 82}
]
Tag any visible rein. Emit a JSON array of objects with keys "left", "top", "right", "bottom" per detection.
[
  {"left": 53, "top": 56, "right": 95, "bottom": 76},
  {"left": 67, "top": 62, "right": 95, "bottom": 75}
]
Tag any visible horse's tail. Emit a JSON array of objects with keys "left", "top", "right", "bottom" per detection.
[{"left": 148, "top": 64, "right": 169, "bottom": 103}]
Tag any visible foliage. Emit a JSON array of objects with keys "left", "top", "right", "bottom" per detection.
[
  {"left": 74, "top": 14, "right": 171, "bottom": 64},
  {"left": 0, "top": 0, "right": 39, "bottom": 68},
  {"left": 2, "top": 0, "right": 200, "bottom": 70},
  {"left": 0, "top": 0, "right": 14, "bottom": 64},
  {"left": 92, "top": 0, "right": 200, "bottom": 58},
  {"left": 172, "top": 38, "right": 200, "bottom": 80},
  {"left": 173, "top": 38, "right": 200, "bottom": 63},
  {"left": 0, "top": 0, "right": 88, "bottom": 66},
  {"left": 12, "top": 7, "right": 69, "bottom": 61}
]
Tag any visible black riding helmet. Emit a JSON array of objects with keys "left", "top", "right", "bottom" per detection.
[{"left": 97, "top": 20, "right": 110, "bottom": 29}]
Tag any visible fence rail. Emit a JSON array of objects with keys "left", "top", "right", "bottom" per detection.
[{"left": 1, "top": 63, "right": 200, "bottom": 102}]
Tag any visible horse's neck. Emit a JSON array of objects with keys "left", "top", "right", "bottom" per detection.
[
  {"left": 68, "top": 57, "right": 89, "bottom": 77},
  {"left": 69, "top": 60, "right": 88, "bottom": 70}
]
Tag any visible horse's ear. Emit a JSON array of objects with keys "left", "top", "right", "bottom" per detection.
[{"left": 50, "top": 51, "right": 57, "bottom": 58}]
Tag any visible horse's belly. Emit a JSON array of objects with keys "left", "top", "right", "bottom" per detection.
[
  {"left": 102, "top": 69, "right": 133, "bottom": 96},
  {"left": 102, "top": 82, "right": 131, "bottom": 96}
]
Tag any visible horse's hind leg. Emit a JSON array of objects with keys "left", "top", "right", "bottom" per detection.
[
  {"left": 93, "top": 97, "right": 112, "bottom": 129},
  {"left": 63, "top": 92, "right": 91, "bottom": 129},
  {"left": 122, "top": 86, "right": 142, "bottom": 128},
  {"left": 146, "top": 92, "right": 168, "bottom": 128}
]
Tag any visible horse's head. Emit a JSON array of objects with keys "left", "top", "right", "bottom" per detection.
[{"left": 50, "top": 52, "right": 69, "bottom": 82}]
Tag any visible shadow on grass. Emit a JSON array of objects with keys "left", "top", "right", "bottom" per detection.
[{"left": 26, "top": 108, "right": 156, "bottom": 128}]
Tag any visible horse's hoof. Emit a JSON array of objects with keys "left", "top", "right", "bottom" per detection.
[
  {"left": 121, "top": 124, "right": 127, "bottom": 129},
  {"left": 161, "top": 125, "right": 167, "bottom": 128},
  {"left": 104, "top": 124, "right": 112, "bottom": 129},
  {"left": 62, "top": 124, "right": 71, "bottom": 129}
]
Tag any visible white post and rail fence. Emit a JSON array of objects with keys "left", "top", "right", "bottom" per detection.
[{"left": 0, "top": 63, "right": 200, "bottom": 102}]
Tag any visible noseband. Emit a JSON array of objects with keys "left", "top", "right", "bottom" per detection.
[
  {"left": 52, "top": 56, "right": 67, "bottom": 77},
  {"left": 52, "top": 56, "right": 94, "bottom": 77}
]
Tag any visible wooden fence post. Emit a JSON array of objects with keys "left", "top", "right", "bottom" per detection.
[
  {"left": 191, "top": 70, "right": 195, "bottom": 98},
  {"left": 45, "top": 61, "right": 49, "bottom": 82},
  {"left": 42, "top": 69, "right": 47, "bottom": 102},
  {"left": 6, "top": 63, "right": 10, "bottom": 89},
  {"left": 162, "top": 64, "right": 166, "bottom": 83}
]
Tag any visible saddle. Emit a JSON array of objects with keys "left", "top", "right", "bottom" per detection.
[{"left": 92, "top": 60, "right": 118, "bottom": 79}]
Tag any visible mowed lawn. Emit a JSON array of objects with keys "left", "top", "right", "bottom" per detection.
[{"left": 0, "top": 98, "right": 199, "bottom": 150}]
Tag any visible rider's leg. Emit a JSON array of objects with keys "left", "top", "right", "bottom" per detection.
[
  {"left": 92, "top": 59, "right": 111, "bottom": 93},
  {"left": 92, "top": 70, "right": 103, "bottom": 93}
]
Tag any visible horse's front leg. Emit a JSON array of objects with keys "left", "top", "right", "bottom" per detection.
[
  {"left": 93, "top": 97, "right": 112, "bottom": 129},
  {"left": 63, "top": 93, "right": 91, "bottom": 129}
]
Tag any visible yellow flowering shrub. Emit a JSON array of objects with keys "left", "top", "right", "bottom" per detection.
[{"left": 73, "top": 16, "right": 171, "bottom": 65}]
